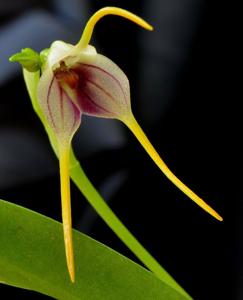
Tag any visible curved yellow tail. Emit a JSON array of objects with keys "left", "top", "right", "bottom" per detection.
[{"left": 123, "top": 115, "right": 223, "bottom": 221}]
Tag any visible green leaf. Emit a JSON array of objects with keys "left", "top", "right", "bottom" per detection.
[
  {"left": 0, "top": 200, "right": 189, "bottom": 299},
  {"left": 9, "top": 48, "right": 41, "bottom": 72}
]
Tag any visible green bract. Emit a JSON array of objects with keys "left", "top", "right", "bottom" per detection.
[{"left": 9, "top": 48, "right": 41, "bottom": 72}]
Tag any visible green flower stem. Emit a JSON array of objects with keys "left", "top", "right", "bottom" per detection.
[{"left": 23, "top": 69, "right": 192, "bottom": 299}]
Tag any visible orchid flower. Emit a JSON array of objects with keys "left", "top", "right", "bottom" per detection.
[{"left": 10, "top": 7, "right": 222, "bottom": 283}]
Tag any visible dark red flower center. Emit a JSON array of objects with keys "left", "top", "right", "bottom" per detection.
[{"left": 54, "top": 61, "right": 79, "bottom": 89}]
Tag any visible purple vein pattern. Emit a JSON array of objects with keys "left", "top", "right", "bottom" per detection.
[{"left": 37, "top": 53, "right": 130, "bottom": 143}]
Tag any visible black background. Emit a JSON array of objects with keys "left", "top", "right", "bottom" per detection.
[{"left": 0, "top": 1, "right": 237, "bottom": 299}]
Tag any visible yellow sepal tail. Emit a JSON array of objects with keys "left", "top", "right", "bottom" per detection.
[
  {"left": 76, "top": 7, "right": 153, "bottom": 50},
  {"left": 59, "top": 144, "right": 75, "bottom": 282},
  {"left": 123, "top": 115, "right": 223, "bottom": 221}
]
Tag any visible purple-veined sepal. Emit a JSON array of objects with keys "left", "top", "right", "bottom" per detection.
[
  {"left": 38, "top": 40, "right": 132, "bottom": 145},
  {"left": 56, "top": 54, "right": 131, "bottom": 121},
  {"left": 37, "top": 62, "right": 81, "bottom": 148}
]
